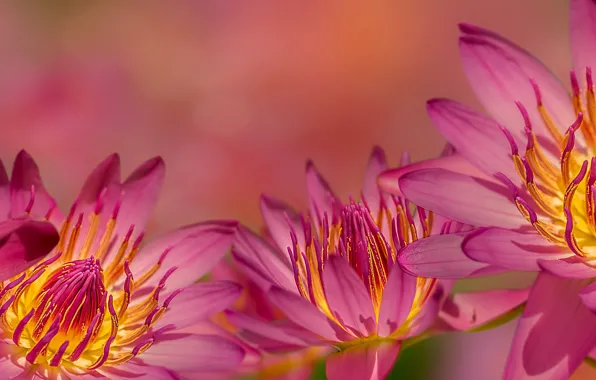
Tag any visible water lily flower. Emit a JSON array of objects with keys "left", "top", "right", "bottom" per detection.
[
  {"left": 0, "top": 150, "right": 244, "bottom": 379},
  {"left": 230, "top": 147, "right": 527, "bottom": 380},
  {"left": 379, "top": 1, "right": 596, "bottom": 378}
]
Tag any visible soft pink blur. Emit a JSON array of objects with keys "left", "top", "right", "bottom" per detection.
[{"left": 0, "top": 2, "right": 588, "bottom": 378}]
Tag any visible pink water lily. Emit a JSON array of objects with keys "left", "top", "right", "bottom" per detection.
[
  {"left": 231, "top": 147, "right": 527, "bottom": 380},
  {"left": 0, "top": 151, "right": 244, "bottom": 379},
  {"left": 379, "top": 1, "right": 596, "bottom": 378}
]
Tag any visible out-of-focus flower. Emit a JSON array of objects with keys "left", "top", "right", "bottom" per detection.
[
  {"left": 379, "top": 1, "right": 596, "bottom": 378},
  {"left": 0, "top": 151, "right": 244, "bottom": 378},
  {"left": 230, "top": 147, "right": 527, "bottom": 379}
]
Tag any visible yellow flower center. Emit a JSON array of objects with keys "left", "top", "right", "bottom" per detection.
[
  {"left": 287, "top": 199, "right": 436, "bottom": 337},
  {"left": 501, "top": 68, "right": 596, "bottom": 258},
  {"left": 0, "top": 190, "right": 180, "bottom": 370}
]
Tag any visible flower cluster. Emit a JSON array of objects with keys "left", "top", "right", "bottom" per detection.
[{"left": 2, "top": 1, "right": 594, "bottom": 379}]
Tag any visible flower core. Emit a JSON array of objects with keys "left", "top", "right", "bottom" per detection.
[
  {"left": 0, "top": 189, "right": 180, "bottom": 370},
  {"left": 500, "top": 68, "right": 596, "bottom": 258}
]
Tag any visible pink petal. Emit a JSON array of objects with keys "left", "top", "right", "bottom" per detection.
[
  {"left": 323, "top": 256, "right": 376, "bottom": 336},
  {"left": 0, "top": 219, "right": 59, "bottom": 281},
  {"left": 225, "top": 310, "right": 314, "bottom": 349},
  {"left": 141, "top": 334, "right": 245, "bottom": 373},
  {"left": 579, "top": 282, "right": 596, "bottom": 312},
  {"left": 99, "top": 362, "right": 174, "bottom": 379},
  {"left": 361, "top": 146, "right": 389, "bottom": 217},
  {"left": 463, "top": 228, "right": 572, "bottom": 271},
  {"left": 326, "top": 341, "right": 400, "bottom": 380},
  {"left": 268, "top": 286, "right": 352, "bottom": 342},
  {"left": 399, "top": 168, "right": 525, "bottom": 228},
  {"left": 260, "top": 194, "right": 304, "bottom": 262},
  {"left": 459, "top": 24, "right": 575, "bottom": 143},
  {"left": 156, "top": 281, "right": 242, "bottom": 329},
  {"left": 0, "top": 160, "right": 10, "bottom": 219},
  {"left": 129, "top": 221, "right": 237, "bottom": 293},
  {"left": 439, "top": 288, "right": 529, "bottom": 331},
  {"left": 569, "top": 0, "right": 596, "bottom": 91},
  {"left": 305, "top": 160, "right": 340, "bottom": 226},
  {"left": 538, "top": 256, "right": 596, "bottom": 279},
  {"left": 108, "top": 157, "right": 165, "bottom": 261},
  {"left": 377, "top": 265, "right": 417, "bottom": 337},
  {"left": 398, "top": 233, "right": 503, "bottom": 279},
  {"left": 427, "top": 99, "right": 519, "bottom": 181},
  {"left": 71, "top": 153, "right": 121, "bottom": 258},
  {"left": 378, "top": 154, "right": 489, "bottom": 197},
  {"left": 231, "top": 225, "right": 295, "bottom": 291},
  {"left": 9, "top": 150, "right": 63, "bottom": 224},
  {"left": 504, "top": 273, "right": 596, "bottom": 379}
]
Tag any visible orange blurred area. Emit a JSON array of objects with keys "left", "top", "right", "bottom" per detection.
[{"left": 0, "top": 2, "right": 588, "bottom": 377}]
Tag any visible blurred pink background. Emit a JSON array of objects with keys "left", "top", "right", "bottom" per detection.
[{"left": 0, "top": 1, "right": 587, "bottom": 378}]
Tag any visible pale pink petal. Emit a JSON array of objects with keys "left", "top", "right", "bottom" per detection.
[
  {"left": 398, "top": 233, "right": 503, "bottom": 279},
  {"left": 305, "top": 160, "right": 341, "bottom": 226},
  {"left": 323, "top": 256, "right": 376, "bottom": 336},
  {"left": 504, "top": 273, "right": 596, "bottom": 379},
  {"left": 260, "top": 194, "right": 304, "bottom": 262},
  {"left": 110, "top": 157, "right": 165, "bottom": 258},
  {"left": 399, "top": 168, "right": 525, "bottom": 228},
  {"left": 377, "top": 265, "right": 417, "bottom": 337},
  {"left": 129, "top": 221, "right": 236, "bottom": 293},
  {"left": 268, "top": 286, "right": 352, "bottom": 342},
  {"left": 569, "top": 0, "right": 596, "bottom": 90},
  {"left": 459, "top": 24, "right": 575, "bottom": 144},
  {"left": 326, "top": 341, "right": 400, "bottom": 380},
  {"left": 463, "top": 228, "right": 572, "bottom": 271},
  {"left": 404, "top": 281, "right": 452, "bottom": 338},
  {"left": 378, "top": 154, "right": 489, "bottom": 197},
  {"left": 361, "top": 146, "right": 389, "bottom": 217},
  {"left": 439, "top": 288, "right": 529, "bottom": 331},
  {"left": 0, "top": 219, "right": 59, "bottom": 281},
  {"left": 231, "top": 225, "right": 295, "bottom": 291},
  {"left": 427, "top": 98, "right": 519, "bottom": 181},
  {"left": 156, "top": 281, "right": 241, "bottom": 329},
  {"left": 9, "top": 150, "right": 64, "bottom": 224},
  {"left": 538, "top": 256, "right": 596, "bottom": 279},
  {"left": 141, "top": 334, "right": 245, "bottom": 373}
]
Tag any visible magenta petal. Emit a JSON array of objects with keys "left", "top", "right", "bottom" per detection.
[
  {"left": 141, "top": 334, "right": 245, "bottom": 373},
  {"left": 305, "top": 160, "right": 340, "bottom": 225},
  {"left": 378, "top": 154, "right": 489, "bottom": 197},
  {"left": 323, "top": 256, "right": 376, "bottom": 336},
  {"left": 260, "top": 194, "right": 305, "bottom": 261},
  {"left": 326, "top": 341, "right": 400, "bottom": 380},
  {"left": 427, "top": 99, "right": 519, "bottom": 181},
  {"left": 398, "top": 233, "right": 503, "bottom": 279},
  {"left": 377, "top": 265, "right": 417, "bottom": 337},
  {"left": 232, "top": 225, "right": 295, "bottom": 291},
  {"left": 130, "top": 221, "right": 236, "bottom": 293},
  {"left": 463, "top": 228, "right": 571, "bottom": 271},
  {"left": 538, "top": 257, "right": 596, "bottom": 279},
  {"left": 112, "top": 157, "right": 165, "bottom": 254},
  {"left": 361, "top": 146, "right": 389, "bottom": 217},
  {"left": 268, "top": 286, "right": 351, "bottom": 342},
  {"left": 459, "top": 24, "right": 575, "bottom": 142},
  {"left": 579, "top": 282, "right": 596, "bottom": 312},
  {"left": 0, "top": 219, "right": 59, "bottom": 281},
  {"left": 0, "top": 160, "right": 10, "bottom": 219},
  {"left": 99, "top": 362, "right": 174, "bottom": 379},
  {"left": 439, "top": 288, "right": 529, "bottom": 331},
  {"left": 504, "top": 273, "right": 596, "bottom": 379},
  {"left": 399, "top": 169, "right": 524, "bottom": 228},
  {"left": 9, "top": 150, "right": 64, "bottom": 224},
  {"left": 156, "top": 281, "right": 242, "bottom": 329},
  {"left": 569, "top": 0, "right": 596, "bottom": 90}
]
